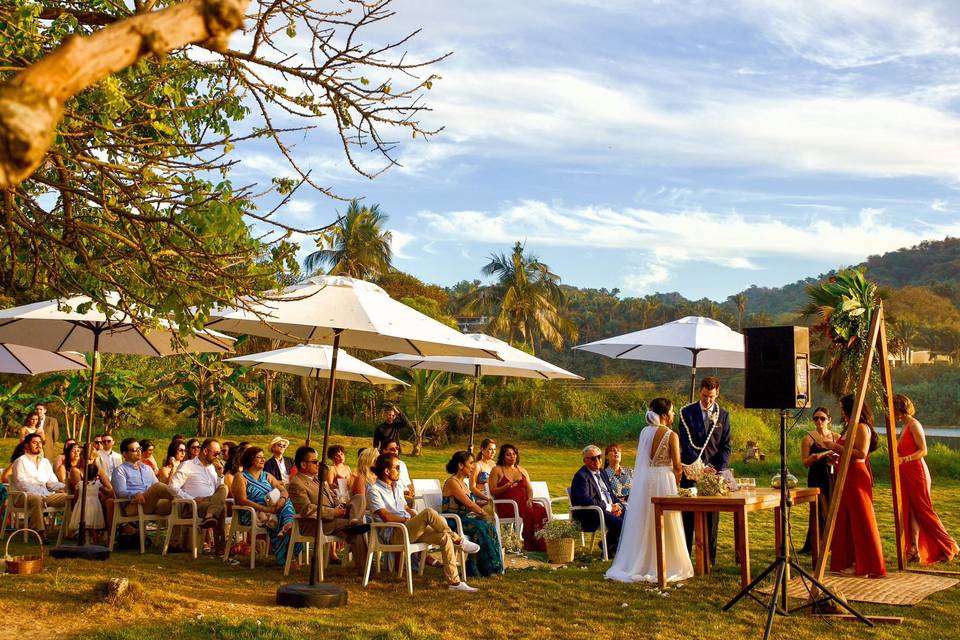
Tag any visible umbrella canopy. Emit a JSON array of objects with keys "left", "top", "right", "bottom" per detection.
[
  {"left": 0, "top": 294, "right": 235, "bottom": 354},
  {"left": 374, "top": 333, "right": 582, "bottom": 451},
  {"left": 575, "top": 316, "right": 745, "bottom": 401},
  {"left": 206, "top": 276, "right": 498, "bottom": 358},
  {"left": 226, "top": 344, "right": 406, "bottom": 386},
  {"left": 373, "top": 333, "right": 583, "bottom": 380},
  {"left": 0, "top": 293, "right": 234, "bottom": 548},
  {"left": 0, "top": 344, "right": 88, "bottom": 375}
]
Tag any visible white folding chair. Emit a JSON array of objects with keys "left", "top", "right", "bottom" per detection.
[
  {"left": 363, "top": 521, "right": 434, "bottom": 595},
  {"left": 282, "top": 516, "right": 354, "bottom": 578},
  {"left": 162, "top": 498, "right": 201, "bottom": 559},
  {"left": 411, "top": 478, "right": 442, "bottom": 512},
  {"left": 492, "top": 498, "right": 524, "bottom": 538},
  {"left": 564, "top": 488, "right": 608, "bottom": 560},
  {"left": 530, "top": 481, "right": 571, "bottom": 522},
  {"left": 108, "top": 498, "right": 169, "bottom": 553},
  {"left": 419, "top": 491, "right": 468, "bottom": 579},
  {"left": 4, "top": 490, "right": 70, "bottom": 544},
  {"left": 223, "top": 505, "right": 267, "bottom": 568}
]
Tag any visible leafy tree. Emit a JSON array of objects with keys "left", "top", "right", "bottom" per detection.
[
  {"left": 378, "top": 271, "right": 449, "bottom": 308},
  {"left": 0, "top": 1, "right": 443, "bottom": 329},
  {"left": 462, "top": 242, "right": 578, "bottom": 350},
  {"left": 93, "top": 368, "right": 149, "bottom": 433},
  {"left": 304, "top": 201, "right": 393, "bottom": 279},
  {"left": 731, "top": 293, "right": 748, "bottom": 330},
  {"left": 398, "top": 295, "right": 458, "bottom": 329},
  {"left": 176, "top": 354, "right": 256, "bottom": 437},
  {"left": 398, "top": 369, "right": 466, "bottom": 456}
]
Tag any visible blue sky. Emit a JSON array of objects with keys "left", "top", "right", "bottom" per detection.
[{"left": 235, "top": 0, "right": 960, "bottom": 301}]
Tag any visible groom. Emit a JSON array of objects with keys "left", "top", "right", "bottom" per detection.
[
  {"left": 570, "top": 445, "right": 624, "bottom": 556},
  {"left": 679, "top": 376, "right": 732, "bottom": 565}
]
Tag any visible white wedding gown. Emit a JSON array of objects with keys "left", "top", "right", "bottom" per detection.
[{"left": 605, "top": 426, "right": 693, "bottom": 584}]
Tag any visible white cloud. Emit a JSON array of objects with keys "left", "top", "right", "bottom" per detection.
[
  {"left": 622, "top": 263, "right": 671, "bottom": 294},
  {"left": 390, "top": 230, "right": 416, "bottom": 260},
  {"left": 931, "top": 199, "right": 950, "bottom": 212}
]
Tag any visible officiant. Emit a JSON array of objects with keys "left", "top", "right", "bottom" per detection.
[{"left": 678, "top": 376, "right": 732, "bottom": 565}]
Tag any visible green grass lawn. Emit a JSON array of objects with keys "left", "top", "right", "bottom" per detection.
[{"left": 2, "top": 435, "right": 959, "bottom": 640}]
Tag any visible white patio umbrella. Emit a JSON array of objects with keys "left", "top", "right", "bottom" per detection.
[
  {"left": 0, "top": 344, "right": 88, "bottom": 375},
  {"left": 373, "top": 333, "right": 582, "bottom": 452},
  {"left": 225, "top": 344, "right": 406, "bottom": 441},
  {"left": 574, "top": 316, "right": 745, "bottom": 401},
  {"left": 206, "top": 275, "right": 495, "bottom": 598},
  {"left": 0, "top": 293, "right": 234, "bottom": 552}
]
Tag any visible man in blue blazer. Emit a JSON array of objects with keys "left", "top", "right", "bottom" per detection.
[
  {"left": 678, "top": 377, "right": 732, "bottom": 564},
  {"left": 570, "top": 444, "right": 625, "bottom": 555}
]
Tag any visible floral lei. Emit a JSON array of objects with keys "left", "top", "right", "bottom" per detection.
[{"left": 680, "top": 402, "right": 720, "bottom": 481}]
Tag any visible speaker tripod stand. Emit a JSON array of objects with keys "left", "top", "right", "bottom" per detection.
[{"left": 722, "top": 409, "right": 873, "bottom": 640}]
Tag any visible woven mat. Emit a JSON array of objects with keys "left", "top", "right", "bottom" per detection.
[{"left": 759, "top": 571, "right": 958, "bottom": 606}]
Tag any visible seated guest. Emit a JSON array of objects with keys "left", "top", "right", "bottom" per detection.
[
  {"left": 224, "top": 442, "right": 249, "bottom": 499},
  {"left": 367, "top": 452, "right": 480, "bottom": 592},
  {"left": 54, "top": 439, "right": 78, "bottom": 483},
  {"left": 570, "top": 444, "right": 624, "bottom": 555},
  {"left": 326, "top": 445, "right": 352, "bottom": 499},
  {"left": 10, "top": 433, "right": 69, "bottom": 541},
  {"left": 185, "top": 438, "right": 201, "bottom": 461},
  {"left": 350, "top": 447, "right": 379, "bottom": 499},
  {"left": 442, "top": 451, "right": 503, "bottom": 577},
  {"left": 380, "top": 439, "right": 414, "bottom": 504},
  {"left": 222, "top": 441, "right": 237, "bottom": 467},
  {"left": 232, "top": 446, "right": 297, "bottom": 566},
  {"left": 471, "top": 439, "right": 497, "bottom": 498},
  {"left": 96, "top": 433, "right": 123, "bottom": 478},
  {"left": 168, "top": 438, "right": 228, "bottom": 553},
  {"left": 264, "top": 436, "right": 293, "bottom": 484},
  {"left": 1, "top": 440, "right": 27, "bottom": 484},
  {"left": 604, "top": 443, "right": 632, "bottom": 501},
  {"left": 158, "top": 439, "right": 187, "bottom": 484},
  {"left": 112, "top": 437, "right": 174, "bottom": 517},
  {"left": 140, "top": 439, "right": 158, "bottom": 472},
  {"left": 65, "top": 441, "right": 113, "bottom": 542},
  {"left": 489, "top": 444, "right": 547, "bottom": 552},
  {"left": 289, "top": 446, "right": 369, "bottom": 575}
]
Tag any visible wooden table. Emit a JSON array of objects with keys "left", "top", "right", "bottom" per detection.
[{"left": 651, "top": 487, "right": 820, "bottom": 590}]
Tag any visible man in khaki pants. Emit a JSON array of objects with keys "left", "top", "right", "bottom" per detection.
[
  {"left": 168, "top": 438, "right": 228, "bottom": 553},
  {"left": 10, "top": 433, "right": 68, "bottom": 541},
  {"left": 112, "top": 437, "right": 173, "bottom": 517},
  {"left": 367, "top": 452, "right": 481, "bottom": 592}
]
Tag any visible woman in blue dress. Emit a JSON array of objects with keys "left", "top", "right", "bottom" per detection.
[
  {"left": 443, "top": 450, "right": 503, "bottom": 577},
  {"left": 231, "top": 446, "right": 299, "bottom": 566}
]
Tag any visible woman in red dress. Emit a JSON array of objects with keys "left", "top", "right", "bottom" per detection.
[
  {"left": 894, "top": 395, "right": 958, "bottom": 564},
  {"left": 489, "top": 444, "right": 547, "bottom": 552},
  {"left": 824, "top": 394, "right": 886, "bottom": 577}
]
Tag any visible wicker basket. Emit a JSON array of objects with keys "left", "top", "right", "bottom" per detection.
[
  {"left": 545, "top": 538, "right": 576, "bottom": 564},
  {"left": 4, "top": 529, "right": 44, "bottom": 575}
]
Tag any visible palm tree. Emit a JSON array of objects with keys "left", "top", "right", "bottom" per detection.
[
  {"left": 303, "top": 200, "right": 392, "bottom": 279},
  {"left": 732, "top": 293, "right": 748, "bottom": 330},
  {"left": 399, "top": 369, "right": 467, "bottom": 456},
  {"left": 463, "top": 242, "right": 578, "bottom": 350},
  {"left": 802, "top": 268, "right": 884, "bottom": 397}
]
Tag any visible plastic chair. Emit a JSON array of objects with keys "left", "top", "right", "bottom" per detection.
[
  {"left": 530, "top": 481, "right": 571, "bottom": 522},
  {"left": 108, "top": 498, "right": 169, "bottom": 553},
  {"left": 564, "top": 488, "right": 608, "bottom": 560},
  {"left": 419, "top": 491, "right": 467, "bottom": 579},
  {"left": 162, "top": 498, "right": 201, "bottom": 559},
  {"left": 282, "top": 516, "right": 355, "bottom": 578},
  {"left": 492, "top": 498, "right": 524, "bottom": 538},
  {"left": 223, "top": 505, "right": 267, "bottom": 568},
  {"left": 4, "top": 489, "right": 70, "bottom": 544},
  {"left": 363, "top": 521, "right": 434, "bottom": 595}
]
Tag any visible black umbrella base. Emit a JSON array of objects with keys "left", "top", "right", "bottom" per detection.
[
  {"left": 49, "top": 544, "right": 111, "bottom": 561},
  {"left": 276, "top": 583, "right": 347, "bottom": 608}
]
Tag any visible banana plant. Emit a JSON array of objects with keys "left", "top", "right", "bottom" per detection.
[{"left": 399, "top": 369, "right": 467, "bottom": 456}]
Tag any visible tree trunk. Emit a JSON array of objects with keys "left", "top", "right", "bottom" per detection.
[
  {"left": 0, "top": 0, "right": 251, "bottom": 188},
  {"left": 278, "top": 373, "right": 285, "bottom": 415},
  {"left": 197, "top": 366, "right": 207, "bottom": 437},
  {"left": 299, "top": 374, "right": 315, "bottom": 420},
  {"left": 264, "top": 370, "right": 274, "bottom": 429}
]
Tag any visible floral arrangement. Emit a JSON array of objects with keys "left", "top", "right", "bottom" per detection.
[
  {"left": 499, "top": 526, "right": 524, "bottom": 554},
  {"left": 677, "top": 487, "right": 697, "bottom": 498},
  {"left": 696, "top": 473, "right": 729, "bottom": 497},
  {"left": 534, "top": 518, "right": 582, "bottom": 542}
]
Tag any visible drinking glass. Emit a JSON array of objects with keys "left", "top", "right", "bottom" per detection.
[{"left": 740, "top": 477, "right": 756, "bottom": 498}]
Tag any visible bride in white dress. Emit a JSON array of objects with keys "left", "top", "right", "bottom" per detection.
[{"left": 605, "top": 398, "right": 693, "bottom": 584}]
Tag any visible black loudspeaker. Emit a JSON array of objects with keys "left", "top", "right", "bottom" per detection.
[{"left": 744, "top": 326, "right": 811, "bottom": 409}]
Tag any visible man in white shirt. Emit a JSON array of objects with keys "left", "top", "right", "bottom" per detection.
[
  {"left": 10, "top": 433, "right": 68, "bottom": 540},
  {"left": 367, "top": 452, "right": 480, "bottom": 592},
  {"left": 168, "top": 438, "right": 228, "bottom": 553},
  {"left": 97, "top": 433, "right": 122, "bottom": 478},
  {"left": 381, "top": 439, "right": 414, "bottom": 506}
]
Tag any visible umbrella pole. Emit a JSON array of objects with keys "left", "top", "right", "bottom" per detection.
[
  {"left": 468, "top": 366, "right": 480, "bottom": 455},
  {"left": 311, "top": 330, "right": 341, "bottom": 587},
  {"left": 306, "top": 369, "right": 322, "bottom": 446},
  {"left": 689, "top": 349, "right": 700, "bottom": 403},
  {"left": 77, "top": 332, "right": 100, "bottom": 547}
]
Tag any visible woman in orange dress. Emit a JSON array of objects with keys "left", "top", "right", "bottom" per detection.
[
  {"left": 824, "top": 394, "right": 886, "bottom": 577},
  {"left": 894, "top": 394, "right": 958, "bottom": 564},
  {"left": 489, "top": 444, "right": 547, "bottom": 552}
]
